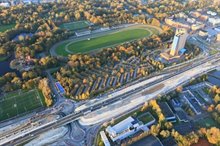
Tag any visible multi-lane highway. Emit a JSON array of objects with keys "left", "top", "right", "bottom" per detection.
[{"left": 1, "top": 53, "right": 220, "bottom": 146}]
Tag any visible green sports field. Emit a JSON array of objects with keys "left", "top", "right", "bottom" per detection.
[
  {"left": 56, "top": 28, "right": 151, "bottom": 56},
  {"left": 60, "top": 21, "right": 89, "bottom": 31},
  {"left": 0, "top": 89, "right": 46, "bottom": 121},
  {"left": 0, "top": 24, "right": 15, "bottom": 33}
]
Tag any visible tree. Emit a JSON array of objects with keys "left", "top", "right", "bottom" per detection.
[
  {"left": 151, "top": 18, "right": 161, "bottom": 27},
  {"left": 207, "top": 104, "right": 215, "bottom": 112},
  {"left": 198, "top": 127, "right": 220, "bottom": 145},
  {"left": 150, "top": 124, "right": 160, "bottom": 136},
  {"left": 38, "top": 78, "right": 53, "bottom": 107},
  {"left": 158, "top": 113, "right": 165, "bottom": 122},
  {"left": 214, "top": 94, "right": 220, "bottom": 103},
  {"left": 110, "top": 118, "right": 115, "bottom": 125},
  {"left": 141, "top": 102, "right": 148, "bottom": 112},
  {"left": 164, "top": 122, "right": 173, "bottom": 129},
  {"left": 98, "top": 141, "right": 104, "bottom": 146},
  {"left": 186, "top": 132, "right": 199, "bottom": 145},
  {"left": 75, "top": 12, "right": 81, "bottom": 20},
  {"left": 171, "top": 130, "right": 190, "bottom": 146},
  {"left": 160, "top": 130, "right": 170, "bottom": 138},
  {"left": 215, "top": 104, "right": 220, "bottom": 113},
  {"left": 176, "top": 86, "right": 183, "bottom": 93},
  {"left": 206, "top": 127, "right": 220, "bottom": 144}
]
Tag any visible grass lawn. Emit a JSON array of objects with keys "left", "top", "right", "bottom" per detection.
[
  {"left": 137, "top": 112, "right": 155, "bottom": 124},
  {"left": 60, "top": 21, "right": 89, "bottom": 31},
  {"left": 55, "top": 41, "right": 69, "bottom": 56},
  {"left": 195, "top": 117, "right": 219, "bottom": 128},
  {"left": 56, "top": 28, "right": 151, "bottom": 56},
  {"left": 95, "top": 132, "right": 104, "bottom": 146},
  {"left": 210, "top": 49, "right": 219, "bottom": 55},
  {"left": 0, "top": 89, "right": 46, "bottom": 121},
  {"left": 202, "top": 87, "right": 210, "bottom": 95},
  {"left": 0, "top": 24, "right": 15, "bottom": 33}
]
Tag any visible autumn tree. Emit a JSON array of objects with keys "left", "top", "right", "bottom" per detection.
[
  {"left": 160, "top": 130, "right": 170, "bottom": 138},
  {"left": 199, "top": 127, "right": 220, "bottom": 145},
  {"left": 38, "top": 78, "right": 53, "bottom": 107}
]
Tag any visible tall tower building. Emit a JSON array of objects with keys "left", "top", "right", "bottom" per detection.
[{"left": 170, "top": 29, "right": 188, "bottom": 56}]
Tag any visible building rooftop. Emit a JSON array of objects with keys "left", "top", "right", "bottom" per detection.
[
  {"left": 176, "top": 110, "right": 188, "bottom": 122},
  {"left": 161, "top": 136, "right": 177, "bottom": 146},
  {"left": 206, "top": 28, "right": 218, "bottom": 37},
  {"left": 106, "top": 116, "right": 138, "bottom": 135},
  {"left": 171, "top": 98, "right": 182, "bottom": 107},
  {"left": 182, "top": 90, "right": 203, "bottom": 114},
  {"left": 55, "top": 82, "right": 65, "bottom": 94},
  {"left": 174, "top": 122, "right": 195, "bottom": 135},
  {"left": 130, "top": 135, "right": 163, "bottom": 146},
  {"left": 100, "top": 131, "right": 110, "bottom": 146},
  {"left": 159, "top": 102, "right": 175, "bottom": 119},
  {"left": 179, "top": 48, "right": 186, "bottom": 55}
]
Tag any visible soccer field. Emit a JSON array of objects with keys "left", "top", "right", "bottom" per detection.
[
  {"left": 0, "top": 89, "right": 46, "bottom": 121},
  {"left": 60, "top": 21, "right": 89, "bottom": 31},
  {"left": 0, "top": 24, "right": 15, "bottom": 33},
  {"left": 55, "top": 28, "right": 152, "bottom": 56}
]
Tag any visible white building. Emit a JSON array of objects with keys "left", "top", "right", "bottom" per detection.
[
  {"left": 0, "top": 2, "right": 10, "bottom": 7},
  {"left": 75, "top": 30, "right": 91, "bottom": 37},
  {"left": 100, "top": 131, "right": 111, "bottom": 146},
  {"left": 191, "top": 23, "right": 205, "bottom": 31},
  {"left": 23, "top": 0, "right": 32, "bottom": 4},
  {"left": 186, "top": 18, "right": 196, "bottom": 24},
  {"left": 207, "top": 11, "right": 217, "bottom": 16},
  {"left": 175, "top": 12, "right": 188, "bottom": 19},
  {"left": 106, "top": 116, "right": 154, "bottom": 142},
  {"left": 208, "top": 18, "right": 220, "bottom": 26},
  {"left": 170, "top": 28, "right": 188, "bottom": 56}
]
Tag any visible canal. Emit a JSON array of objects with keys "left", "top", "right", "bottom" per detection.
[{"left": 0, "top": 55, "right": 20, "bottom": 77}]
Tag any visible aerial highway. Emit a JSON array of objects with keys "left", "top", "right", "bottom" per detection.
[{"left": 1, "top": 53, "right": 220, "bottom": 146}]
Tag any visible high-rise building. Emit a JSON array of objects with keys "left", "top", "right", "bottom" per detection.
[
  {"left": 160, "top": 28, "right": 188, "bottom": 61},
  {"left": 169, "top": 29, "right": 188, "bottom": 56}
]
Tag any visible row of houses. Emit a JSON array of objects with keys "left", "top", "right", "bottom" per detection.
[{"left": 71, "top": 68, "right": 140, "bottom": 98}]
